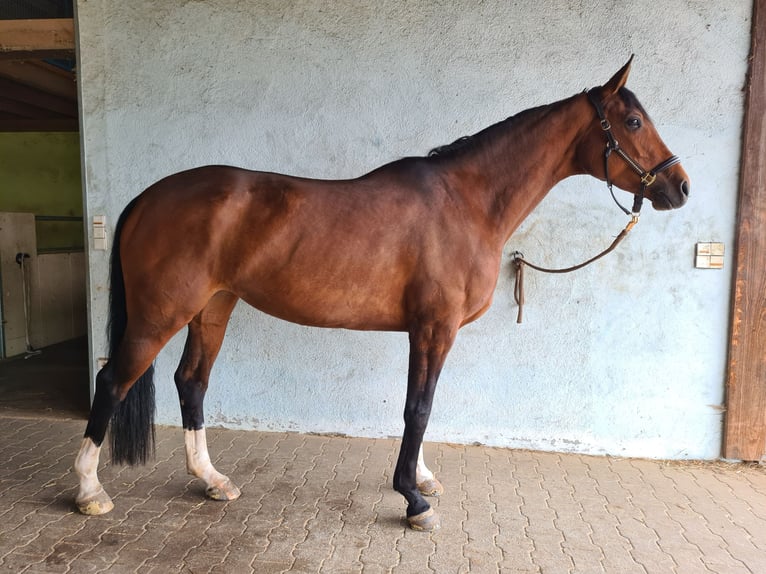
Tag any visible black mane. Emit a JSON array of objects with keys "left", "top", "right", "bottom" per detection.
[
  {"left": 426, "top": 89, "right": 648, "bottom": 160},
  {"left": 427, "top": 135, "right": 475, "bottom": 157},
  {"left": 425, "top": 106, "right": 539, "bottom": 160}
]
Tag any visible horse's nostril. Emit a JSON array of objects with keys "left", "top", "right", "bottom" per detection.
[{"left": 681, "top": 180, "right": 690, "bottom": 197}]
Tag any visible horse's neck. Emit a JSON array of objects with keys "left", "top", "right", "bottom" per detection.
[{"left": 450, "top": 93, "right": 590, "bottom": 245}]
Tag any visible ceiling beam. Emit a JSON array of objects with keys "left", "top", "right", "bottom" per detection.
[
  {"left": 0, "top": 60, "right": 77, "bottom": 101},
  {"left": 0, "top": 96, "right": 70, "bottom": 118},
  {"left": 0, "top": 117, "right": 78, "bottom": 132},
  {"left": 0, "top": 18, "right": 75, "bottom": 60},
  {"left": 0, "top": 76, "right": 77, "bottom": 116}
]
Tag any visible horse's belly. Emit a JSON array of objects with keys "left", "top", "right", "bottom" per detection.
[{"left": 235, "top": 273, "right": 408, "bottom": 332}]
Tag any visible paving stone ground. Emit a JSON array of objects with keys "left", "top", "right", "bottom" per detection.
[{"left": 1, "top": 414, "right": 765, "bottom": 573}]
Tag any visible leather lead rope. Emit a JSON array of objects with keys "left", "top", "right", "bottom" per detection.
[
  {"left": 511, "top": 89, "right": 681, "bottom": 324},
  {"left": 512, "top": 215, "right": 638, "bottom": 324}
]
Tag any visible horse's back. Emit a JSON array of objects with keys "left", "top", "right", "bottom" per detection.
[{"left": 118, "top": 164, "right": 463, "bottom": 331}]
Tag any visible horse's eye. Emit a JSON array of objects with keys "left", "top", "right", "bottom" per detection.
[{"left": 626, "top": 117, "right": 642, "bottom": 130}]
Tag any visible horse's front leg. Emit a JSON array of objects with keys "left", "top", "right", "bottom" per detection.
[
  {"left": 394, "top": 321, "right": 457, "bottom": 531},
  {"left": 175, "top": 292, "right": 241, "bottom": 501}
]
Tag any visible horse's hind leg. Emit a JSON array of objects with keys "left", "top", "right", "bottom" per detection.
[
  {"left": 174, "top": 291, "right": 240, "bottom": 502},
  {"left": 74, "top": 433, "right": 112, "bottom": 515},
  {"left": 416, "top": 444, "right": 444, "bottom": 497},
  {"left": 75, "top": 332, "right": 168, "bottom": 514}
]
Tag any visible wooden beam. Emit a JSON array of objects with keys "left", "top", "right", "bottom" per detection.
[
  {"left": 0, "top": 19, "right": 75, "bottom": 60},
  {"left": 0, "top": 96, "right": 71, "bottom": 118},
  {"left": 0, "top": 76, "right": 77, "bottom": 117},
  {"left": 724, "top": 0, "right": 766, "bottom": 461},
  {"left": 0, "top": 117, "right": 78, "bottom": 132},
  {"left": 0, "top": 61, "right": 76, "bottom": 101}
]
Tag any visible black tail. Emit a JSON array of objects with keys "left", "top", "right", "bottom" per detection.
[{"left": 107, "top": 196, "right": 156, "bottom": 466}]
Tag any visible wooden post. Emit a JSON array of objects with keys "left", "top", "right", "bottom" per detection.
[{"left": 724, "top": 0, "right": 766, "bottom": 461}]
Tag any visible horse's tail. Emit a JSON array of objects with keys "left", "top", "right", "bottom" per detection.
[{"left": 107, "top": 195, "right": 156, "bottom": 466}]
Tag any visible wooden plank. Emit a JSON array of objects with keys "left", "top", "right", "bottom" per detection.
[
  {"left": 0, "top": 60, "right": 76, "bottom": 101},
  {"left": 0, "top": 76, "right": 77, "bottom": 117},
  {"left": 0, "top": 117, "right": 78, "bottom": 132},
  {"left": 0, "top": 18, "right": 75, "bottom": 60},
  {"left": 724, "top": 0, "right": 766, "bottom": 461}
]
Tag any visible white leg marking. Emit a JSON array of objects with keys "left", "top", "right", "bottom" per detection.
[
  {"left": 74, "top": 437, "right": 114, "bottom": 514},
  {"left": 416, "top": 443, "right": 444, "bottom": 497},
  {"left": 416, "top": 444, "right": 435, "bottom": 483},
  {"left": 184, "top": 428, "right": 241, "bottom": 501}
]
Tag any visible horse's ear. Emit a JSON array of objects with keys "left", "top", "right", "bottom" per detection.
[{"left": 602, "top": 55, "right": 634, "bottom": 98}]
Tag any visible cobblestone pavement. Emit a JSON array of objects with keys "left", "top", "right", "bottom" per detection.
[{"left": 1, "top": 414, "right": 765, "bottom": 573}]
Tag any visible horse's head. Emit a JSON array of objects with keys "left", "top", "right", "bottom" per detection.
[{"left": 577, "top": 56, "right": 690, "bottom": 212}]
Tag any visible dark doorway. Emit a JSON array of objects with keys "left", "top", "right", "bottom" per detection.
[{"left": 0, "top": 336, "right": 89, "bottom": 419}]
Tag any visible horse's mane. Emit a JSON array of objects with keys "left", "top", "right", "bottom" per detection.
[
  {"left": 427, "top": 136, "right": 475, "bottom": 157},
  {"left": 426, "top": 121, "right": 516, "bottom": 159},
  {"left": 426, "top": 88, "right": 647, "bottom": 160},
  {"left": 425, "top": 105, "right": 544, "bottom": 159}
]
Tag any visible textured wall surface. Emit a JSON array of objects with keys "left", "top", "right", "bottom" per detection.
[{"left": 76, "top": 1, "right": 751, "bottom": 458}]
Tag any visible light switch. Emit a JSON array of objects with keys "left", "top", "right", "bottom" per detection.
[
  {"left": 695, "top": 242, "right": 724, "bottom": 269},
  {"left": 93, "top": 215, "right": 107, "bottom": 251}
]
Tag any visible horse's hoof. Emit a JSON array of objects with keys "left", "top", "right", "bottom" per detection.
[
  {"left": 417, "top": 478, "right": 444, "bottom": 497},
  {"left": 205, "top": 478, "right": 241, "bottom": 501},
  {"left": 76, "top": 489, "right": 114, "bottom": 515},
  {"left": 407, "top": 507, "right": 441, "bottom": 531}
]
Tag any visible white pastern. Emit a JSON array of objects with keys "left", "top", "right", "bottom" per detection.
[
  {"left": 416, "top": 444, "right": 435, "bottom": 483},
  {"left": 184, "top": 428, "right": 241, "bottom": 501},
  {"left": 416, "top": 443, "right": 444, "bottom": 497},
  {"left": 74, "top": 437, "right": 114, "bottom": 514}
]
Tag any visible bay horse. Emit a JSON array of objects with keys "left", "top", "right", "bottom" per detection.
[{"left": 74, "top": 57, "right": 689, "bottom": 531}]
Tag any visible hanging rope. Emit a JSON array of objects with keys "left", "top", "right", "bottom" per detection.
[{"left": 512, "top": 215, "right": 639, "bottom": 323}]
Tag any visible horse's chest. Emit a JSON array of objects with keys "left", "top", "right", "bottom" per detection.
[{"left": 459, "top": 255, "right": 502, "bottom": 318}]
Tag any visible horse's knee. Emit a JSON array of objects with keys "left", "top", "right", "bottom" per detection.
[{"left": 402, "top": 397, "right": 433, "bottom": 432}]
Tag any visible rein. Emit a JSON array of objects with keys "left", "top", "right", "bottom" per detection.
[{"left": 511, "top": 89, "right": 680, "bottom": 324}]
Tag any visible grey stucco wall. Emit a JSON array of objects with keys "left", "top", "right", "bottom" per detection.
[{"left": 76, "top": 1, "right": 751, "bottom": 459}]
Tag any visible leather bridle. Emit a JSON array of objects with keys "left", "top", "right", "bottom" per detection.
[
  {"left": 587, "top": 89, "right": 681, "bottom": 217},
  {"left": 511, "top": 89, "right": 683, "bottom": 323}
]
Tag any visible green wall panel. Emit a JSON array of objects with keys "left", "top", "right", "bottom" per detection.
[{"left": 0, "top": 132, "right": 84, "bottom": 251}]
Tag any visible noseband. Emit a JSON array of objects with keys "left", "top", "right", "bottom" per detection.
[
  {"left": 587, "top": 89, "right": 680, "bottom": 217},
  {"left": 512, "top": 90, "right": 682, "bottom": 323}
]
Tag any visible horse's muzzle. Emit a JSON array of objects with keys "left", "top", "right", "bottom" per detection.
[{"left": 650, "top": 175, "right": 690, "bottom": 211}]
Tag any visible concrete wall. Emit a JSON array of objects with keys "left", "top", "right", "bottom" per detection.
[{"left": 76, "top": 1, "right": 751, "bottom": 458}]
